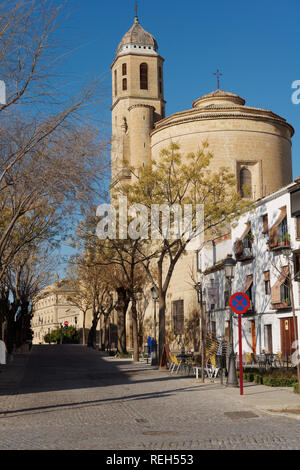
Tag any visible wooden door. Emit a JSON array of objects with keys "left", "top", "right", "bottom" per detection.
[
  {"left": 280, "top": 317, "right": 298, "bottom": 359},
  {"left": 251, "top": 320, "right": 256, "bottom": 354},
  {"left": 264, "top": 324, "right": 273, "bottom": 354}
]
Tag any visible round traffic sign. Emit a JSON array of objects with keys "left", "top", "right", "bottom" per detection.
[
  {"left": 229, "top": 292, "right": 250, "bottom": 314},
  {"left": 64, "top": 321, "right": 69, "bottom": 326}
]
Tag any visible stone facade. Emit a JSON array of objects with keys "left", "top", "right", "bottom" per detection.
[{"left": 32, "top": 280, "right": 92, "bottom": 344}]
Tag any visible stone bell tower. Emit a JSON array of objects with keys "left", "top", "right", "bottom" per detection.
[{"left": 110, "top": 14, "right": 166, "bottom": 187}]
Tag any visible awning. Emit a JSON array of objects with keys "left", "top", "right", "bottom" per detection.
[
  {"left": 269, "top": 206, "right": 287, "bottom": 249},
  {"left": 242, "top": 274, "right": 253, "bottom": 293},
  {"left": 271, "top": 266, "right": 289, "bottom": 304}
]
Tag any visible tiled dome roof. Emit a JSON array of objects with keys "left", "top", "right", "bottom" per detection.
[{"left": 116, "top": 17, "right": 158, "bottom": 56}]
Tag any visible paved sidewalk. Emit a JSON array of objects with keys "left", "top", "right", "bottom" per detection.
[{"left": 1, "top": 345, "right": 300, "bottom": 450}]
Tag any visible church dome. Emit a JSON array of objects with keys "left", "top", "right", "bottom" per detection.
[
  {"left": 192, "top": 89, "right": 246, "bottom": 108},
  {"left": 116, "top": 16, "right": 158, "bottom": 56}
]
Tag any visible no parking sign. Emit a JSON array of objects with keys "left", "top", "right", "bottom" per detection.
[{"left": 229, "top": 292, "right": 250, "bottom": 395}]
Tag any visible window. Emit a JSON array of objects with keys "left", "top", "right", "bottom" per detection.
[
  {"left": 269, "top": 207, "right": 288, "bottom": 249},
  {"left": 172, "top": 300, "right": 184, "bottom": 335},
  {"left": 294, "top": 251, "right": 300, "bottom": 281},
  {"left": 264, "top": 271, "right": 271, "bottom": 295},
  {"left": 271, "top": 266, "right": 290, "bottom": 306},
  {"left": 280, "top": 282, "right": 290, "bottom": 304},
  {"left": 122, "top": 63, "right": 127, "bottom": 76},
  {"left": 240, "top": 168, "right": 252, "bottom": 198},
  {"left": 114, "top": 70, "right": 117, "bottom": 96},
  {"left": 122, "top": 78, "right": 127, "bottom": 91},
  {"left": 262, "top": 214, "right": 268, "bottom": 234},
  {"left": 296, "top": 216, "right": 300, "bottom": 240},
  {"left": 140, "top": 63, "right": 148, "bottom": 90},
  {"left": 277, "top": 216, "right": 288, "bottom": 242}
]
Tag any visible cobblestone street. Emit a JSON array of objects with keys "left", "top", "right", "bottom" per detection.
[{"left": 1, "top": 345, "right": 300, "bottom": 450}]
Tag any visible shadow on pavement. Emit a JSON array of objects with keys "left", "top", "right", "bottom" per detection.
[{"left": 0, "top": 344, "right": 209, "bottom": 397}]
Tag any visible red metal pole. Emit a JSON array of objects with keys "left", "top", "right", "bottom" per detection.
[{"left": 238, "top": 314, "right": 243, "bottom": 395}]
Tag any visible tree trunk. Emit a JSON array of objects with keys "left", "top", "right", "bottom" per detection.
[
  {"left": 131, "top": 298, "right": 139, "bottom": 362},
  {"left": 87, "top": 316, "right": 98, "bottom": 349},
  {"left": 82, "top": 311, "right": 86, "bottom": 346},
  {"left": 158, "top": 293, "right": 166, "bottom": 364},
  {"left": 5, "top": 315, "right": 16, "bottom": 354},
  {"left": 116, "top": 287, "right": 129, "bottom": 354}
]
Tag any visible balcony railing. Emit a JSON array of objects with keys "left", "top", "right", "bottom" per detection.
[{"left": 236, "top": 247, "right": 253, "bottom": 261}]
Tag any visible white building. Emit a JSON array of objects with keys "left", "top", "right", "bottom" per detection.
[{"left": 197, "top": 177, "right": 300, "bottom": 359}]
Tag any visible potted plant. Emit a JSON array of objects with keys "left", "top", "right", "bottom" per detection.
[
  {"left": 247, "top": 231, "right": 254, "bottom": 244},
  {"left": 279, "top": 233, "right": 290, "bottom": 247},
  {"left": 282, "top": 298, "right": 291, "bottom": 307}
]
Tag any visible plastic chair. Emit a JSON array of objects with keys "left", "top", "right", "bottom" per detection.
[
  {"left": 273, "top": 351, "right": 282, "bottom": 367},
  {"left": 169, "top": 353, "right": 182, "bottom": 374}
]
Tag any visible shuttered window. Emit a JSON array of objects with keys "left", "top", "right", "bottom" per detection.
[
  {"left": 271, "top": 266, "right": 289, "bottom": 305},
  {"left": 269, "top": 207, "right": 287, "bottom": 249},
  {"left": 296, "top": 216, "right": 300, "bottom": 240},
  {"left": 172, "top": 300, "right": 184, "bottom": 335}
]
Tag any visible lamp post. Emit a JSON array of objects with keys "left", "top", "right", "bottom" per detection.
[
  {"left": 223, "top": 254, "right": 238, "bottom": 387},
  {"left": 151, "top": 286, "right": 159, "bottom": 365},
  {"left": 195, "top": 281, "right": 205, "bottom": 383}
]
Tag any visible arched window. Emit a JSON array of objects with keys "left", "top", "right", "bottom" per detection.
[
  {"left": 240, "top": 168, "right": 252, "bottom": 198},
  {"left": 122, "top": 63, "right": 127, "bottom": 76},
  {"left": 140, "top": 63, "right": 148, "bottom": 90},
  {"left": 122, "top": 78, "right": 127, "bottom": 91}
]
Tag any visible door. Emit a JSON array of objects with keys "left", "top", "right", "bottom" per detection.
[
  {"left": 280, "top": 317, "right": 298, "bottom": 359},
  {"left": 264, "top": 324, "right": 273, "bottom": 354},
  {"left": 250, "top": 320, "right": 256, "bottom": 354}
]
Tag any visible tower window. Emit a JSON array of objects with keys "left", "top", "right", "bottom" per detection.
[
  {"left": 240, "top": 168, "right": 252, "bottom": 198},
  {"left": 159, "top": 66, "right": 162, "bottom": 79},
  {"left": 140, "top": 63, "right": 148, "bottom": 90},
  {"left": 114, "top": 70, "right": 117, "bottom": 97},
  {"left": 122, "top": 78, "right": 127, "bottom": 91},
  {"left": 122, "top": 63, "right": 127, "bottom": 76}
]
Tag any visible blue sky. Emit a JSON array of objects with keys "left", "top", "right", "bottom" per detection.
[
  {"left": 58, "top": 0, "right": 300, "bottom": 174},
  {"left": 55, "top": 0, "right": 300, "bottom": 273}
]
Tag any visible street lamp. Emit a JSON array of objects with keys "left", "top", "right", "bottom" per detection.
[
  {"left": 194, "top": 281, "right": 205, "bottom": 383},
  {"left": 150, "top": 286, "right": 159, "bottom": 365},
  {"left": 223, "top": 254, "right": 238, "bottom": 387}
]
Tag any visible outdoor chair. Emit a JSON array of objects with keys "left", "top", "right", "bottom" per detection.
[
  {"left": 245, "top": 352, "right": 254, "bottom": 367},
  {"left": 205, "top": 355, "right": 220, "bottom": 379},
  {"left": 168, "top": 353, "right": 182, "bottom": 374},
  {"left": 273, "top": 351, "right": 282, "bottom": 367}
]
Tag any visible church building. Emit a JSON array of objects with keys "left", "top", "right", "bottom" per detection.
[{"left": 110, "top": 14, "right": 294, "bottom": 349}]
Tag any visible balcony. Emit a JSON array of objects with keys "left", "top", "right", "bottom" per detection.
[
  {"left": 271, "top": 300, "right": 291, "bottom": 310},
  {"left": 236, "top": 247, "right": 253, "bottom": 262},
  {"left": 269, "top": 233, "right": 291, "bottom": 252}
]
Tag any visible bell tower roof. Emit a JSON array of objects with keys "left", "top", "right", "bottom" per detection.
[{"left": 116, "top": 16, "right": 158, "bottom": 57}]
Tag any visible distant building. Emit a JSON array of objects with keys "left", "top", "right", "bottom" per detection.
[
  {"left": 197, "top": 178, "right": 300, "bottom": 358},
  {"left": 31, "top": 280, "right": 92, "bottom": 344}
]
